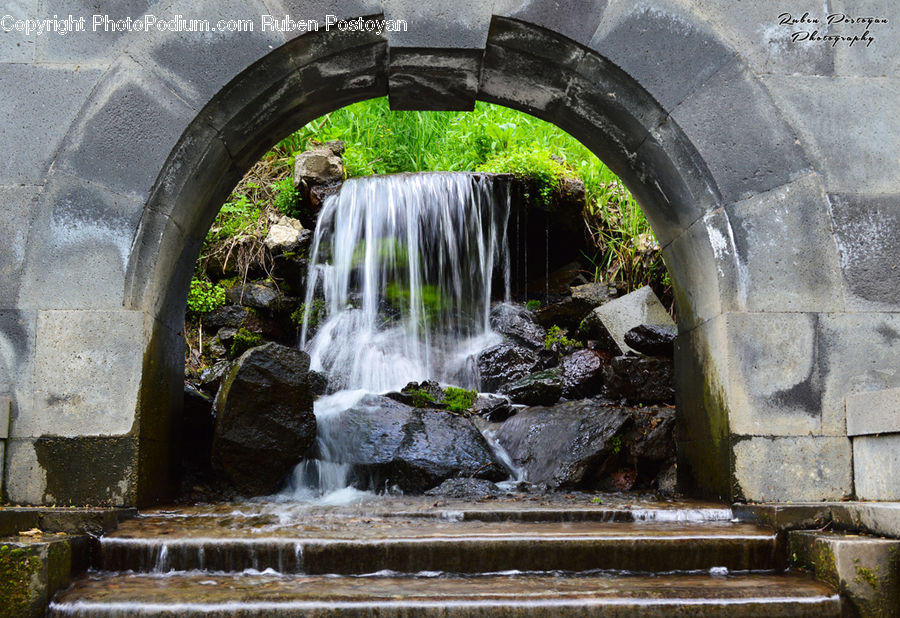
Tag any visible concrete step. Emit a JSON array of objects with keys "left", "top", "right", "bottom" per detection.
[
  {"left": 99, "top": 517, "right": 779, "bottom": 574},
  {"left": 48, "top": 571, "right": 841, "bottom": 617}
]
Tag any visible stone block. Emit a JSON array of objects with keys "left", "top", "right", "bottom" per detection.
[
  {"left": 126, "top": 0, "right": 285, "bottom": 109},
  {"left": 382, "top": 0, "right": 492, "bottom": 49},
  {"left": 54, "top": 56, "right": 196, "bottom": 201},
  {"left": 632, "top": 119, "right": 723, "bottom": 248},
  {"left": 732, "top": 436, "right": 852, "bottom": 502},
  {"left": 0, "top": 186, "right": 41, "bottom": 308},
  {"left": 34, "top": 0, "right": 163, "bottom": 64},
  {"left": 828, "top": 193, "right": 900, "bottom": 311},
  {"left": 661, "top": 209, "right": 739, "bottom": 330},
  {"left": 266, "top": 0, "right": 383, "bottom": 39},
  {"left": 4, "top": 439, "right": 47, "bottom": 505},
  {"left": 34, "top": 435, "right": 138, "bottom": 506},
  {"left": 0, "top": 64, "right": 103, "bottom": 185},
  {"left": 790, "top": 530, "right": 900, "bottom": 617},
  {"left": 682, "top": 0, "right": 835, "bottom": 76},
  {"left": 17, "top": 172, "right": 145, "bottom": 311},
  {"left": 672, "top": 59, "right": 811, "bottom": 204},
  {"left": 0, "top": 310, "right": 36, "bottom": 440},
  {"left": 21, "top": 310, "right": 145, "bottom": 438},
  {"left": 726, "top": 174, "right": 845, "bottom": 313},
  {"left": 846, "top": 387, "right": 900, "bottom": 436},
  {"left": 818, "top": 313, "right": 900, "bottom": 437},
  {"left": 723, "top": 313, "right": 824, "bottom": 436},
  {"left": 854, "top": 435, "right": 900, "bottom": 501},
  {"left": 0, "top": 395, "right": 9, "bottom": 439},
  {"left": 831, "top": 0, "right": 899, "bottom": 77},
  {"left": 494, "top": 0, "right": 608, "bottom": 46},
  {"left": 388, "top": 48, "right": 480, "bottom": 111},
  {"left": 0, "top": 536, "right": 87, "bottom": 618},
  {"left": 582, "top": 286, "right": 673, "bottom": 355},
  {"left": 0, "top": 0, "right": 36, "bottom": 62},
  {"left": 589, "top": 1, "right": 736, "bottom": 111},
  {"left": 763, "top": 76, "right": 900, "bottom": 194}
]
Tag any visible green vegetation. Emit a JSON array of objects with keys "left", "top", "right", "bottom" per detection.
[
  {"left": 186, "top": 278, "right": 226, "bottom": 316},
  {"left": 0, "top": 544, "right": 42, "bottom": 618},
  {"left": 855, "top": 564, "right": 879, "bottom": 589},
  {"left": 525, "top": 300, "right": 541, "bottom": 312},
  {"left": 230, "top": 328, "right": 263, "bottom": 357},
  {"left": 609, "top": 434, "right": 624, "bottom": 455},
  {"left": 409, "top": 388, "right": 437, "bottom": 408},
  {"left": 544, "top": 325, "right": 582, "bottom": 350},
  {"left": 291, "top": 300, "right": 328, "bottom": 330},
  {"left": 443, "top": 386, "right": 477, "bottom": 414}
]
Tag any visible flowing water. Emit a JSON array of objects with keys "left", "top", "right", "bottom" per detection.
[{"left": 279, "top": 173, "right": 513, "bottom": 502}]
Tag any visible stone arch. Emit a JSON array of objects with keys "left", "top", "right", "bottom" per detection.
[{"left": 5, "top": 1, "right": 883, "bottom": 506}]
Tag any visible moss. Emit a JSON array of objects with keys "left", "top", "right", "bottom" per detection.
[
  {"left": 443, "top": 386, "right": 477, "bottom": 414},
  {"left": 409, "top": 389, "right": 436, "bottom": 408},
  {"left": 544, "top": 325, "right": 582, "bottom": 350},
  {"left": 854, "top": 565, "right": 879, "bottom": 590},
  {"left": 0, "top": 544, "right": 43, "bottom": 618},
  {"left": 230, "top": 328, "right": 263, "bottom": 357}
]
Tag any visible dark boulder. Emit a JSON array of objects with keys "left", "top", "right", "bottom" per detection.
[
  {"left": 580, "top": 286, "right": 674, "bottom": 354},
  {"left": 308, "top": 370, "right": 329, "bottom": 396},
  {"left": 602, "top": 356, "right": 675, "bottom": 405},
  {"left": 226, "top": 282, "right": 281, "bottom": 310},
  {"left": 534, "top": 282, "right": 613, "bottom": 330},
  {"left": 489, "top": 303, "right": 546, "bottom": 350},
  {"left": 424, "top": 478, "right": 501, "bottom": 499},
  {"left": 624, "top": 324, "right": 677, "bottom": 358},
  {"left": 627, "top": 406, "right": 676, "bottom": 463},
  {"left": 471, "top": 394, "right": 515, "bottom": 423},
  {"left": 502, "top": 367, "right": 563, "bottom": 406},
  {"left": 212, "top": 343, "right": 317, "bottom": 496},
  {"left": 560, "top": 349, "right": 608, "bottom": 399},
  {"left": 202, "top": 305, "right": 252, "bottom": 331},
  {"left": 494, "top": 400, "right": 632, "bottom": 488},
  {"left": 199, "top": 359, "right": 232, "bottom": 393},
  {"left": 321, "top": 394, "right": 507, "bottom": 493},
  {"left": 477, "top": 343, "right": 538, "bottom": 392}
]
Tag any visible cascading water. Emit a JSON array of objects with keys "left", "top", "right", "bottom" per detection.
[{"left": 278, "top": 173, "right": 513, "bottom": 501}]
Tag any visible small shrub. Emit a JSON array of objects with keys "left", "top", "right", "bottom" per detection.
[
  {"left": 230, "top": 327, "right": 262, "bottom": 357},
  {"left": 525, "top": 299, "right": 541, "bottom": 312},
  {"left": 443, "top": 386, "right": 477, "bottom": 414},
  {"left": 187, "top": 278, "right": 226, "bottom": 316},
  {"left": 272, "top": 177, "right": 300, "bottom": 218},
  {"left": 544, "top": 325, "right": 582, "bottom": 350}
]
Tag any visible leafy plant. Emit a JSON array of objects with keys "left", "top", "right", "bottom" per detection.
[
  {"left": 443, "top": 386, "right": 477, "bottom": 414},
  {"left": 186, "top": 278, "right": 226, "bottom": 316},
  {"left": 272, "top": 176, "right": 300, "bottom": 218},
  {"left": 230, "top": 328, "right": 262, "bottom": 357},
  {"left": 609, "top": 434, "right": 623, "bottom": 455},
  {"left": 544, "top": 325, "right": 582, "bottom": 350}
]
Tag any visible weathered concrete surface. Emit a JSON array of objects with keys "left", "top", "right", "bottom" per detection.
[
  {"left": 0, "top": 1, "right": 896, "bottom": 506},
  {"left": 790, "top": 531, "right": 900, "bottom": 618},
  {"left": 847, "top": 387, "right": 900, "bottom": 436},
  {"left": 854, "top": 435, "right": 900, "bottom": 501},
  {"left": 736, "top": 502, "right": 900, "bottom": 539}
]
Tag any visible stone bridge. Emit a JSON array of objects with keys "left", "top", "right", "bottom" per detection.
[{"left": 1, "top": 0, "right": 897, "bottom": 506}]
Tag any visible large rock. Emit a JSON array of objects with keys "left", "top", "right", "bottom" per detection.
[
  {"left": 502, "top": 367, "right": 563, "bottom": 406},
  {"left": 264, "top": 216, "right": 304, "bottom": 253},
  {"left": 293, "top": 143, "right": 344, "bottom": 186},
  {"left": 581, "top": 286, "right": 674, "bottom": 354},
  {"left": 319, "top": 394, "right": 507, "bottom": 492},
  {"left": 560, "top": 349, "right": 608, "bottom": 399},
  {"left": 477, "top": 343, "right": 538, "bottom": 392},
  {"left": 603, "top": 356, "right": 675, "bottom": 405},
  {"left": 534, "top": 282, "right": 614, "bottom": 330},
  {"left": 202, "top": 305, "right": 252, "bottom": 331},
  {"left": 489, "top": 303, "right": 545, "bottom": 350},
  {"left": 624, "top": 323, "right": 677, "bottom": 358},
  {"left": 226, "top": 282, "right": 280, "bottom": 310},
  {"left": 495, "top": 400, "right": 632, "bottom": 488},
  {"left": 212, "top": 343, "right": 317, "bottom": 496}
]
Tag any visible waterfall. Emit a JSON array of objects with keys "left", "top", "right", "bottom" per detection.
[{"left": 279, "top": 173, "right": 512, "bottom": 501}]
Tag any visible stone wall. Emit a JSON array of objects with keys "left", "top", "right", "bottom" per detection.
[{"left": 0, "top": 0, "right": 897, "bottom": 505}]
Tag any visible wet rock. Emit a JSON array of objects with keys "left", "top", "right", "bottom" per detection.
[
  {"left": 226, "top": 282, "right": 280, "bottom": 310},
  {"left": 624, "top": 324, "right": 677, "bottom": 358},
  {"left": 308, "top": 370, "right": 328, "bottom": 396},
  {"left": 199, "top": 359, "right": 232, "bottom": 393},
  {"left": 489, "top": 303, "right": 546, "bottom": 350},
  {"left": 424, "top": 478, "right": 501, "bottom": 499},
  {"left": 502, "top": 367, "right": 563, "bottom": 406},
  {"left": 627, "top": 406, "right": 676, "bottom": 462},
  {"left": 216, "top": 327, "right": 237, "bottom": 350},
  {"left": 534, "top": 282, "right": 614, "bottom": 330},
  {"left": 494, "top": 400, "right": 632, "bottom": 488},
  {"left": 202, "top": 305, "right": 251, "bottom": 331},
  {"left": 560, "top": 349, "right": 608, "bottom": 399},
  {"left": 212, "top": 343, "right": 316, "bottom": 496},
  {"left": 271, "top": 254, "right": 309, "bottom": 291},
  {"left": 655, "top": 462, "right": 678, "bottom": 496},
  {"left": 477, "top": 343, "right": 539, "bottom": 392},
  {"left": 603, "top": 356, "right": 675, "bottom": 405},
  {"left": 581, "top": 286, "right": 674, "bottom": 354},
  {"left": 472, "top": 394, "right": 515, "bottom": 423},
  {"left": 324, "top": 394, "right": 507, "bottom": 492},
  {"left": 386, "top": 380, "right": 448, "bottom": 408}
]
